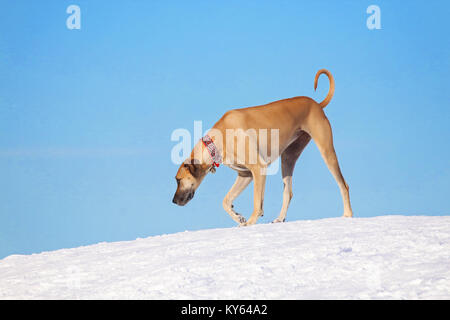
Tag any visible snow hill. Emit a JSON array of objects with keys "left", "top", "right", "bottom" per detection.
[{"left": 1, "top": 216, "right": 449, "bottom": 299}]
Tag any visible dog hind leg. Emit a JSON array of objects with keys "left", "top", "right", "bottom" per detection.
[
  {"left": 273, "top": 132, "right": 311, "bottom": 223},
  {"left": 306, "top": 114, "right": 353, "bottom": 217}
]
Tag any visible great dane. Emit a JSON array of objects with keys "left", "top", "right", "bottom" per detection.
[{"left": 172, "top": 69, "right": 353, "bottom": 226}]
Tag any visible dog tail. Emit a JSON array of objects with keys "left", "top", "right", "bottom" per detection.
[{"left": 314, "top": 69, "right": 335, "bottom": 108}]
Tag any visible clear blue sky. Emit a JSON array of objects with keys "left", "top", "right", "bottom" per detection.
[{"left": 1, "top": 0, "right": 449, "bottom": 259}]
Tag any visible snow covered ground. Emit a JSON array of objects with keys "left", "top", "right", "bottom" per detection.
[{"left": 0, "top": 215, "right": 449, "bottom": 299}]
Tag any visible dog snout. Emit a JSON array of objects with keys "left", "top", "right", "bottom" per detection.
[
  {"left": 172, "top": 193, "right": 185, "bottom": 206},
  {"left": 172, "top": 191, "right": 194, "bottom": 206},
  {"left": 172, "top": 194, "right": 183, "bottom": 205}
]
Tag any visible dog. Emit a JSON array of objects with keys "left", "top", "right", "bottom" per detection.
[{"left": 172, "top": 69, "right": 353, "bottom": 226}]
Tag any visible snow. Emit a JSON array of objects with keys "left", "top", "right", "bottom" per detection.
[{"left": 1, "top": 215, "right": 449, "bottom": 299}]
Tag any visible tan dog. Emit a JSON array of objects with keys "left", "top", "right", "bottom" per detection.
[{"left": 172, "top": 69, "right": 353, "bottom": 226}]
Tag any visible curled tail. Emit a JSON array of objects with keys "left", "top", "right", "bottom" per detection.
[{"left": 314, "top": 69, "right": 335, "bottom": 108}]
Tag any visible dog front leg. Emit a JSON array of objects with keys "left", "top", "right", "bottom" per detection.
[
  {"left": 223, "top": 174, "right": 252, "bottom": 225},
  {"left": 243, "top": 167, "right": 266, "bottom": 226}
]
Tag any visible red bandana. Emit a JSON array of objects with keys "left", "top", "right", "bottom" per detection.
[{"left": 201, "top": 135, "right": 222, "bottom": 167}]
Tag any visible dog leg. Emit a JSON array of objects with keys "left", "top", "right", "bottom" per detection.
[
  {"left": 223, "top": 172, "right": 253, "bottom": 225},
  {"left": 273, "top": 176, "right": 293, "bottom": 223},
  {"left": 243, "top": 166, "right": 266, "bottom": 226},
  {"left": 273, "top": 132, "right": 311, "bottom": 223},
  {"left": 307, "top": 115, "right": 353, "bottom": 217}
]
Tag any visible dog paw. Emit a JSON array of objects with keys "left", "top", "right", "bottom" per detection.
[
  {"left": 343, "top": 212, "right": 353, "bottom": 218},
  {"left": 240, "top": 219, "right": 258, "bottom": 227},
  {"left": 236, "top": 215, "right": 247, "bottom": 225},
  {"left": 239, "top": 221, "right": 251, "bottom": 227},
  {"left": 272, "top": 218, "right": 286, "bottom": 223}
]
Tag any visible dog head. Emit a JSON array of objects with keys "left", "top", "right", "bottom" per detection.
[{"left": 172, "top": 159, "right": 214, "bottom": 206}]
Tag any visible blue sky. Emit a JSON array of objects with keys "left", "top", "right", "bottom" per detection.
[{"left": 0, "top": 0, "right": 449, "bottom": 259}]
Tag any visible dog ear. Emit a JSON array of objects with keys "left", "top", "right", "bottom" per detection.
[{"left": 184, "top": 163, "right": 201, "bottom": 177}]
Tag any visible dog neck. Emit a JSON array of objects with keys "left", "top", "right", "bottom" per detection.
[{"left": 190, "top": 138, "right": 219, "bottom": 167}]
